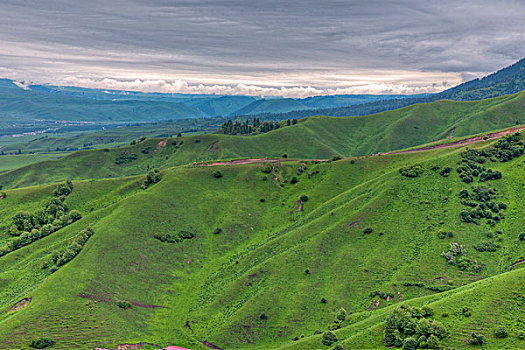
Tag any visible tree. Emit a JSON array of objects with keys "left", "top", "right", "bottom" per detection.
[
  {"left": 494, "top": 327, "right": 508, "bottom": 338},
  {"left": 336, "top": 308, "right": 347, "bottom": 321},
  {"left": 213, "top": 170, "right": 223, "bottom": 178}
]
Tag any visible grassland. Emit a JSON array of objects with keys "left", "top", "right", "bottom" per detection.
[{"left": 0, "top": 130, "right": 523, "bottom": 349}]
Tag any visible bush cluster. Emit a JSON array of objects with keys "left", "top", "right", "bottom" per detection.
[
  {"left": 473, "top": 240, "right": 500, "bottom": 252},
  {"left": 30, "top": 338, "right": 55, "bottom": 349},
  {"left": 0, "top": 182, "right": 81, "bottom": 258},
  {"left": 469, "top": 333, "right": 485, "bottom": 345},
  {"left": 439, "top": 167, "right": 451, "bottom": 177},
  {"left": 441, "top": 242, "right": 484, "bottom": 272},
  {"left": 115, "top": 152, "right": 138, "bottom": 164},
  {"left": 321, "top": 330, "right": 338, "bottom": 346},
  {"left": 384, "top": 305, "right": 446, "bottom": 348},
  {"left": 42, "top": 227, "right": 94, "bottom": 273},
  {"left": 154, "top": 230, "right": 195, "bottom": 243},
  {"left": 459, "top": 186, "right": 503, "bottom": 225},
  {"left": 142, "top": 168, "right": 162, "bottom": 189},
  {"left": 399, "top": 164, "right": 424, "bottom": 177},
  {"left": 370, "top": 290, "right": 394, "bottom": 299}
]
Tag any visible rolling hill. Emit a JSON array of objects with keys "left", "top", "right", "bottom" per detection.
[
  {"left": 0, "top": 129, "right": 523, "bottom": 349},
  {"left": 1, "top": 90, "right": 524, "bottom": 189}
]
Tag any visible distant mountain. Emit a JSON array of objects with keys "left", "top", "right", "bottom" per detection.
[
  {"left": 438, "top": 57, "right": 525, "bottom": 100},
  {"left": 186, "top": 95, "right": 256, "bottom": 117},
  {"left": 231, "top": 98, "right": 312, "bottom": 116},
  {"left": 0, "top": 58, "right": 523, "bottom": 123},
  {"left": 0, "top": 79, "right": 419, "bottom": 122},
  {"left": 236, "top": 57, "right": 525, "bottom": 120}
]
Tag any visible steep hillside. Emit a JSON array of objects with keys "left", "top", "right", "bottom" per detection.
[
  {"left": 1, "top": 91, "right": 524, "bottom": 189},
  {"left": 0, "top": 132, "right": 523, "bottom": 349}
]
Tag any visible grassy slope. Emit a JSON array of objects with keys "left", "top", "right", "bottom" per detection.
[
  {"left": 1, "top": 91, "right": 524, "bottom": 189},
  {"left": 0, "top": 136, "right": 523, "bottom": 349}
]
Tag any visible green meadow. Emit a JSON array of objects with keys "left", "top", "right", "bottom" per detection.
[{"left": 0, "top": 125, "right": 523, "bottom": 349}]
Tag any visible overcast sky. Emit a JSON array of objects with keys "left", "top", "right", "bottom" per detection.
[{"left": 1, "top": 0, "right": 524, "bottom": 97}]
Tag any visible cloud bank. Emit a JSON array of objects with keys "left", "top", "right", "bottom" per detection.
[{"left": 0, "top": 0, "right": 524, "bottom": 97}]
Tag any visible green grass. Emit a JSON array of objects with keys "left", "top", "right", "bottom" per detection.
[
  {"left": 0, "top": 132, "right": 523, "bottom": 349},
  {"left": 0, "top": 154, "right": 62, "bottom": 172}
]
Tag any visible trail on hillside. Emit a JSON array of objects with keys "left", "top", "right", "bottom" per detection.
[
  {"left": 194, "top": 157, "right": 328, "bottom": 166},
  {"left": 193, "top": 126, "right": 523, "bottom": 166},
  {"left": 376, "top": 125, "right": 524, "bottom": 156}
]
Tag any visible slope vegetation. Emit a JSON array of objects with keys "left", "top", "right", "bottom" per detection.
[{"left": 0, "top": 131, "right": 523, "bottom": 349}]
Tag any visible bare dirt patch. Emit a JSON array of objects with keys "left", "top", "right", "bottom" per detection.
[
  {"left": 207, "top": 141, "right": 220, "bottom": 153},
  {"left": 9, "top": 297, "right": 31, "bottom": 312}
]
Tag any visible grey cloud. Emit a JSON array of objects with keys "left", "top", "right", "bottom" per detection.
[{"left": 0, "top": 0, "right": 524, "bottom": 96}]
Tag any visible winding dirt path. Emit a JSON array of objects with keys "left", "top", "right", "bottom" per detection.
[
  {"left": 376, "top": 125, "right": 524, "bottom": 156},
  {"left": 193, "top": 125, "right": 523, "bottom": 166},
  {"left": 194, "top": 157, "right": 328, "bottom": 166}
]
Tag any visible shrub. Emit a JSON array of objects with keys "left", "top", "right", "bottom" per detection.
[
  {"left": 399, "top": 164, "right": 424, "bottom": 177},
  {"left": 494, "top": 327, "right": 508, "bottom": 338},
  {"left": 440, "top": 167, "right": 451, "bottom": 176},
  {"left": 336, "top": 308, "right": 347, "bottom": 321},
  {"left": 519, "top": 233, "right": 525, "bottom": 241},
  {"left": 262, "top": 163, "right": 273, "bottom": 174},
  {"left": 517, "top": 330, "right": 525, "bottom": 340},
  {"left": 300, "top": 195, "right": 309, "bottom": 202},
  {"left": 117, "top": 301, "right": 132, "bottom": 309},
  {"left": 213, "top": 228, "right": 222, "bottom": 235},
  {"left": 0, "top": 191, "right": 6, "bottom": 199},
  {"left": 363, "top": 227, "right": 373, "bottom": 234},
  {"left": 462, "top": 306, "right": 472, "bottom": 317},
  {"left": 212, "top": 170, "right": 223, "bottom": 178},
  {"left": 469, "top": 333, "right": 485, "bottom": 345},
  {"left": 30, "top": 338, "right": 55, "bottom": 349},
  {"left": 320, "top": 297, "right": 327, "bottom": 303},
  {"left": 314, "top": 329, "right": 322, "bottom": 335},
  {"left": 330, "top": 155, "right": 342, "bottom": 161},
  {"left": 321, "top": 331, "right": 338, "bottom": 346},
  {"left": 333, "top": 345, "right": 344, "bottom": 350},
  {"left": 290, "top": 176, "right": 298, "bottom": 184},
  {"left": 260, "top": 198, "right": 265, "bottom": 203},
  {"left": 259, "top": 312, "right": 268, "bottom": 320},
  {"left": 282, "top": 153, "right": 288, "bottom": 158}
]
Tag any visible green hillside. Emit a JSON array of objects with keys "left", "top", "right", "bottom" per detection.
[
  {"left": 1, "top": 91, "right": 524, "bottom": 189},
  {"left": 0, "top": 130, "right": 523, "bottom": 349}
]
